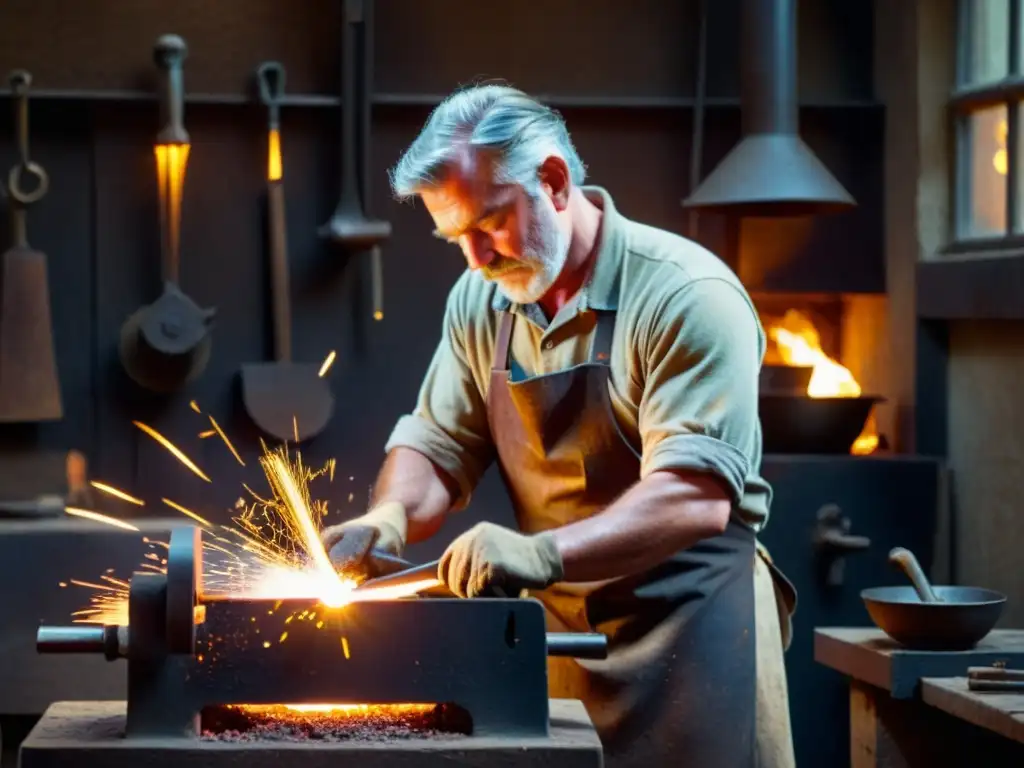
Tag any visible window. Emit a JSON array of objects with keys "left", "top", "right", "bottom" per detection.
[{"left": 953, "top": 0, "right": 1024, "bottom": 243}]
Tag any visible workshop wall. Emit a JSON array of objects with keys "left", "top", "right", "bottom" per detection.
[{"left": 0, "top": 0, "right": 879, "bottom": 559}]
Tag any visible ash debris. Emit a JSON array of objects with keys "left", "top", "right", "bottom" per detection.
[{"left": 200, "top": 703, "right": 472, "bottom": 742}]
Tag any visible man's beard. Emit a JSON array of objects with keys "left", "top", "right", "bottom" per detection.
[{"left": 483, "top": 201, "right": 569, "bottom": 305}]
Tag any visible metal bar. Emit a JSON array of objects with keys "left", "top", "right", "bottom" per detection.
[
  {"left": 545, "top": 633, "right": 608, "bottom": 659},
  {"left": 37, "top": 624, "right": 125, "bottom": 659},
  {"left": 1013, "top": 0, "right": 1023, "bottom": 77},
  {"left": 941, "top": 232, "right": 1024, "bottom": 254},
  {"left": 949, "top": 78, "right": 1024, "bottom": 112},
  {"left": 687, "top": 0, "right": 709, "bottom": 239},
  {"left": 0, "top": 88, "right": 883, "bottom": 110},
  {"left": 956, "top": 0, "right": 971, "bottom": 88},
  {"left": 37, "top": 625, "right": 105, "bottom": 653}
]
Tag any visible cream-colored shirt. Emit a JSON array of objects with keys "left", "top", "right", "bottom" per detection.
[{"left": 386, "top": 187, "right": 772, "bottom": 530}]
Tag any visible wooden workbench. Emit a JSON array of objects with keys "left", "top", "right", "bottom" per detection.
[{"left": 815, "top": 627, "right": 1024, "bottom": 767}]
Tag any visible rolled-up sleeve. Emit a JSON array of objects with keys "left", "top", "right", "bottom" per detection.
[
  {"left": 385, "top": 281, "right": 495, "bottom": 510},
  {"left": 638, "top": 277, "right": 763, "bottom": 505}
]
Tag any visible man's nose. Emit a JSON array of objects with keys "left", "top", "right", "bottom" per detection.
[{"left": 462, "top": 232, "right": 496, "bottom": 270}]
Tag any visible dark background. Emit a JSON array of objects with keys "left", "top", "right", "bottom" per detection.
[{"left": 0, "top": 0, "right": 881, "bottom": 561}]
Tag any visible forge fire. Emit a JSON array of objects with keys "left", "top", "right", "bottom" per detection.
[{"left": 200, "top": 703, "right": 472, "bottom": 741}]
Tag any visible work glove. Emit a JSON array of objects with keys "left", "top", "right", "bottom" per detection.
[
  {"left": 321, "top": 501, "right": 408, "bottom": 557},
  {"left": 439, "top": 522, "right": 564, "bottom": 598}
]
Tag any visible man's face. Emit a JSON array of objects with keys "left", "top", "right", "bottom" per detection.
[{"left": 420, "top": 149, "right": 570, "bottom": 304}]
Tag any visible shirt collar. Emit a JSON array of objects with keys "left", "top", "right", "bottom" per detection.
[{"left": 490, "top": 186, "right": 626, "bottom": 313}]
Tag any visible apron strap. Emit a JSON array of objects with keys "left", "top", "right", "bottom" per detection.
[
  {"left": 492, "top": 311, "right": 515, "bottom": 373},
  {"left": 590, "top": 309, "right": 616, "bottom": 364}
]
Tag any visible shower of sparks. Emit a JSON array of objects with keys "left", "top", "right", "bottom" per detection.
[
  {"left": 63, "top": 406, "right": 437, "bottom": 631},
  {"left": 133, "top": 421, "right": 211, "bottom": 482},
  {"left": 90, "top": 481, "right": 145, "bottom": 506},
  {"left": 318, "top": 351, "right": 336, "bottom": 377},
  {"left": 64, "top": 507, "right": 140, "bottom": 532}
]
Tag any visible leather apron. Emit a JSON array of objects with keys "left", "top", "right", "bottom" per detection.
[{"left": 487, "top": 308, "right": 758, "bottom": 768}]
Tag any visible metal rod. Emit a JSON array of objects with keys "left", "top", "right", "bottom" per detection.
[
  {"left": 37, "top": 625, "right": 105, "bottom": 653},
  {"left": 0, "top": 88, "right": 882, "bottom": 111},
  {"left": 545, "top": 632, "right": 608, "bottom": 659},
  {"left": 36, "top": 623, "right": 609, "bottom": 661},
  {"left": 687, "top": 0, "right": 709, "bottom": 238},
  {"left": 355, "top": 559, "right": 442, "bottom": 591}
]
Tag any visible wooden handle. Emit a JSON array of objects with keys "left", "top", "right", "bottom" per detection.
[
  {"left": 267, "top": 181, "right": 291, "bottom": 362},
  {"left": 888, "top": 547, "right": 941, "bottom": 603},
  {"left": 371, "top": 246, "right": 383, "bottom": 321}
]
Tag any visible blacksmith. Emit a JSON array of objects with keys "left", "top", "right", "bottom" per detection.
[{"left": 323, "top": 84, "right": 797, "bottom": 768}]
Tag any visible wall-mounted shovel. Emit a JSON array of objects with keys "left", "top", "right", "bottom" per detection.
[
  {"left": 240, "top": 62, "right": 334, "bottom": 444},
  {"left": 119, "top": 35, "right": 214, "bottom": 394},
  {"left": 319, "top": 0, "right": 391, "bottom": 321},
  {"left": 0, "top": 69, "right": 62, "bottom": 422}
]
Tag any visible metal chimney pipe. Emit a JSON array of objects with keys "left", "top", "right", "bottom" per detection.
[{"left": 683, "top": 0, "right": 856, "bottom": 217}]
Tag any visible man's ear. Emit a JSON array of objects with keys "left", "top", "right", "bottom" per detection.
[{"left": 538, "top": 156, "right": 571, "bottom": 211}]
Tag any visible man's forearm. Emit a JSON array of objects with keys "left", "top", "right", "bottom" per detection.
[
  {"left": 551, "top": 470, "right": 733, "bottom": 582},
  {"left": 370, "top": 447, "right": 457, "bottom": 544}
]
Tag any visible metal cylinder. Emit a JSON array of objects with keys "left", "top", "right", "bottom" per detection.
[
  {"left": 545, "top": 632, "right": 608, "bottom": 659},
  {"left": 37, "top": 625, "right": 124, "bottom": 660},
  {"left": 37, "top": 626, "right": 106, "bottom": 653}
]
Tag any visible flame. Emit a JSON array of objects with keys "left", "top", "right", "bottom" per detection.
[
  {"left": 154, "top": 143, "right": 190, "bottom": 276},
  {"left": 766, "top": 309, "right": 879, "bottom": 455},
  {"left": 268, "top": 128, "right": 282, "bottom": 182},
  {"left": 236, "top": 703, "right": 435, "bottom": 715}
]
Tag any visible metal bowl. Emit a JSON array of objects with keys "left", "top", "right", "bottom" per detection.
[
  {"left": 759, "top": 394, "right": 881, "bottom": 454},
  {"left": 861, "top": 585, "right": 1007, "bottom": 651},
  {"left": 759, "top": 364, "right": 814, "bottom": 394}
]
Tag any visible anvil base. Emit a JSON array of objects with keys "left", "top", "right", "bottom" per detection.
[{"left": 19, "top": 701, "right": 603, "bottom": 768}]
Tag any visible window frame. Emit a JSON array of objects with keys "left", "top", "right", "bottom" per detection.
[
  {"left": 919, "top": 0, "right": 1024, "bottom": 319},
  {"left": 948, "top": 0, "right": 1023, "bottom": 251}
]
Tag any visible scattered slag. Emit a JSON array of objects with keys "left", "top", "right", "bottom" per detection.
[{"left": 200, "top": 703, "right": 472, "bottom": 742}]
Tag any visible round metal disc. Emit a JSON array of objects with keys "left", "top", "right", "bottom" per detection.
[{"left": 165, "top": 526, "right": 201, "bottom": 654}]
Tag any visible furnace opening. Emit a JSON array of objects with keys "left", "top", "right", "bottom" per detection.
[{"left": 200, "top": 703, "right": 473, "bottom": 741}]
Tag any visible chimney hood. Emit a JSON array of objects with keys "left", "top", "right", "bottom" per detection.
[{"left": 683, "top": 0, "right": 855, "bottom": 217}]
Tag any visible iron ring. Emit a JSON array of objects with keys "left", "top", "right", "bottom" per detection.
[{"left": 7, "top": 161, "right": 49, "bottom": 205}]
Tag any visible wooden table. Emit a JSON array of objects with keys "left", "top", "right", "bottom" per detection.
[
  {"left": 815, "top": 627, "right": 1024, "bottom": 767},
  {"left": 921, "top": 677, "right": 1024, "bottom": 745}
]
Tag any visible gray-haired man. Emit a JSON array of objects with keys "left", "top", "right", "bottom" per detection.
[{"left": 323, "top": 84, "right": 797, "bottom": 767}]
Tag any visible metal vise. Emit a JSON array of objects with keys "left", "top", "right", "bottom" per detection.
[{"left": 37, "top": 526, "right": 607, "bottom": 740}]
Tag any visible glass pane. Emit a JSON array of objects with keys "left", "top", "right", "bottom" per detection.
[
  {"left": 965, "top": 0, "right": 1010, "bottom": 84},
  {"left": 966, "top": 104, "right": 1008, "bottom": 238}
]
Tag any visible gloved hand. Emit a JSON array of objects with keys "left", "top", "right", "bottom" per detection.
[
  {"left": 439, "top": 522, "right": 564, "bottom": 598},
  {"left": 321, "top": 501, "right": 408, "bottom": 557}
]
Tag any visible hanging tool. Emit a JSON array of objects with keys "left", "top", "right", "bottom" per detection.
[
  {"left": 119, "top": 35, "right": 214, "bottom": 394},
  {"left": 0, "top": 69, "right": 62, "bottom": 422},
  {"left": 241, "top": 62, "right": 334, "bottom": 443},
  {"left": 319, "top": 0, "right": 391, "bottom": 321}
]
